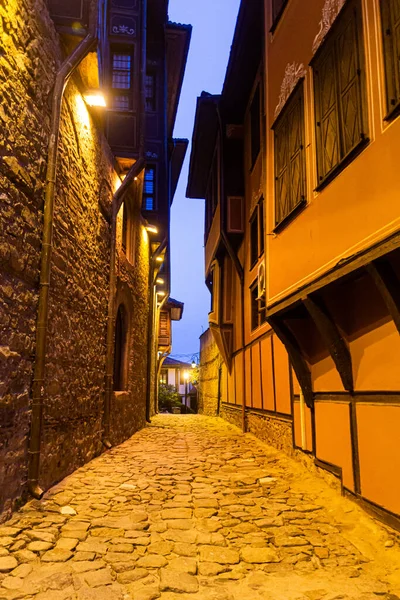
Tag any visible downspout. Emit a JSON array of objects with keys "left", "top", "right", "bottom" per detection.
[
  {"left": 215, "top": 102, "right": 246, "bottom": 433},
  {"left": 102, "top": 157, "right": 146, "bottom": 448},
  {"left": 28, "top": 1, "right": 99, "bottom": 499},
  {"left": 103, "top": 0, "right": 147, "bottom": 445}
]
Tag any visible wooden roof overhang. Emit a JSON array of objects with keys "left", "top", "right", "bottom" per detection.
[
  {"left": 221, "top": 0, "right": 264, "bottom": 123},
  {"left": 186, "top": 93, "right": 220, "bottom": 199},
  {"left": 166, "top": 22, "right": 192, "bottom": 138}
]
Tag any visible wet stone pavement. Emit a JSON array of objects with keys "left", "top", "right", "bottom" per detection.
[{"left": 0, "top": 415, "right": 400, "bottom": 600}]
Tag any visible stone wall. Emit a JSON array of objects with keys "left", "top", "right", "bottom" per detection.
[
  {"left": 246, "top": 411, "right": 294, "bottom": 456},
  {"left": 0, "top": 0, "right": 150, "bottom": 517},
  {"left": 198, "top": 329, "right": 221, "bottom": 416}
]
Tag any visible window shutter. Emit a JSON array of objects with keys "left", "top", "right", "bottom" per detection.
[
  {"left": 274, "top": 83, "right": 306, "bottom": 226},
  {"left": 381, "top": 0, "right": 400, "bottom": 113},
  {"left": 336, "top": 5, "right": 365, "bottom": 156},
  {"left": 288, "top": 94, "right": 305, "bottom": 214},
  {"left": 274, "top": 119, "right": 289, "bottom": 225},
  {"left": 314, "top": 43, "right": 340, "bottom": 181}
]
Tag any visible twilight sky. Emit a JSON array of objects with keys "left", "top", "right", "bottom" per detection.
[{"left": 168, "top": 0, "right": 241, "bottom": 360}]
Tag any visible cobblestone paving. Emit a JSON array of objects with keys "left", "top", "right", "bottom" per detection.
[{"left": 1, "top": 415, "right": 400, "bottom": 600}]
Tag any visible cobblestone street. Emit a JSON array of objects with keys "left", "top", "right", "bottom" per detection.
[{"left": 0, "top": 415, "right": 399, "bottom": 600}]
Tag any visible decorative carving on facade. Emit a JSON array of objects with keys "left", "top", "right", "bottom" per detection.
[
  {"left": 146, "top": 151, "right": 158, "bottom": 159},
  {"left": 312, "top": 0, "right": 345, "bottom": 54},
  {"left": 274, "top": 63, "right": 307, "bottom": 119},
  {"left": 112, "top": 24, "right": 135, "bottom": 35}
]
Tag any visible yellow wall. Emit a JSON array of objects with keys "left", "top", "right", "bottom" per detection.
[
  {"left": 357, "top": 403, "right": 400, "bottom": 515},
  {"left": 315, "top": 401, "right": 354, "bottom": 491},
  {"left": 265, "top": 0, "right": 400, "bottom": 306}
]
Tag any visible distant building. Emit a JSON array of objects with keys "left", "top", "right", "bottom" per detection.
[
  {"left": 160, "top": 358, "right": 196, "bottom": 409},
  {"left": 188, "top": 0, "right": 400, "bottom": 530}
]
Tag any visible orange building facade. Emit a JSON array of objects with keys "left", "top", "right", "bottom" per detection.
[{"left": 188, "top": 0, "right": 400, "bottom": 529}]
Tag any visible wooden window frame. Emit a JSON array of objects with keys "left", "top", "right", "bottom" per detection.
[
  {"left": 142, "top": 165, "right": 156, "bottom": 211},
  {"left": 249, "top": 196, "right": 265, "bottom": 269},
  {"left": 110, "top": 47, "right": 134, "bottom": 111},
  {"left": 250, "top": 280, "right": 267, "bottom": 331},
  {"left": 145, "top": 70, "right": 157, "bottom": 112},
  {"left": 270, "top": 0, "right": 289, "bottom": 33},
  {"left": 312, "top": 0, "right": 369, "bottom": 192},
  {"left": 250, "top": 85, "right": 261, "bottom": 169},
  {"left": 273, "top": 81, "right": 307, "bottom": 230},
  {"left": 380, "top": 0, "right": 400, "bottom": 121}
]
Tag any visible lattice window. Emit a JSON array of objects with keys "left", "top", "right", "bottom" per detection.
[
  {"left": 145, "top": 72, "right": 156, "bottom": 111},
  {"left": 111, "top": 51, "right": 133, "bottom": 110},
  {"left": 142, "top": 166, "right": 156, "bottom": 211},
  {"left": 381, "top": 0, "right": 400, "bottom": 118},
  {"left": 313, "top": 0, "right": 368, "bottom": 186},
  {"left": 273, "top": 83, "right": 306, "bottom": 227}
]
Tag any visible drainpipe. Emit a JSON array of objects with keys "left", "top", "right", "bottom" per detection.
[
  {"left": 216, "top": 103, "right": 247, "bottom": 433},
  {"left": 28, "top": 1, "right": 99, "bottom": 499},
  {"left": 103, "top": 0, "right": 147, "bottom": 445},
  {"left": 102, "top": 158, "right": 146, "bottom": 448}
]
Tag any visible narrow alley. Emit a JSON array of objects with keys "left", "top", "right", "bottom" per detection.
[{"left": 0, "top": 415, "right": 399, "bottom": 600}]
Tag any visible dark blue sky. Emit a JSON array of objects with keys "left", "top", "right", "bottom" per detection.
[{"left": 168, "top": 0, "right": 241, "bottom": 360}]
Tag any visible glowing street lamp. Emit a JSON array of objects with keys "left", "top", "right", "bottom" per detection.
[{"left": 83, "top": 90, "right": 107, "bottom": 107}]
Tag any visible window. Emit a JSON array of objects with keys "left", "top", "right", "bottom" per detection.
[
  {"left": 113, "top": 304, "right": 128, "bottom": 391},
  {"left": 250, "top": 197, "right": 265, "bottom": 268},
  {"left": 122, "top": 202, "right": 128, "bottom": 254},
  {"left": 145, "top": 72, "right": 156, "bottom": 111},
  {"left": 120, "top": 200, "right": 135, "bottom": 262},
  {"left": 250, "top": 85, "right": 261, "bottom": 167},
  {"left": 111, "top": 50, "right": 133, "bottom": 110},
  {"left": 273, "top": 83, "right": 306, "bottom": 227},
  {"left": 251, "top": 281, "right": 267, "bottom": 331},
  {"left": 312, "top": 0, "right": 368, "bottom": 187},
  {"left": 142, "top": 166, "right": 156, "bottom": 211},
  {"left": 381, "top": 0, "right": 400, "bottom": 118},
  {"left": 271, "top": 0, "right": 289, "bottom": 29},
  {"left": 250, "top": 210, "right": 259, "bottom": 268},
  {"left": 160, "top": 371, "right": 168, "bottom": 385},
  {"left": 205, "top": 152, "right": 218, "bottom": 237}
]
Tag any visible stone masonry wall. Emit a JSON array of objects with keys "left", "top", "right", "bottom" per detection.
[
  {"left": 0, "top": 0, "right": 150, "bottom": 516},
  {"left": 0, "top": 0, "right": 62, "bottom": 515},
  {"left": 198, "top": 329, "right": 221, "bottom": 416}
]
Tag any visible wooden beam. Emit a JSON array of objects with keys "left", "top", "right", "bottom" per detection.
[
  {"left": 366, "top": 259, "right": 400, "bottom": 335},
  {"left": 268, "top": 316, "right": 314, "bottom": 408},
  {"left": 303, "top": 295, "right": 353, "bottom": 393}
]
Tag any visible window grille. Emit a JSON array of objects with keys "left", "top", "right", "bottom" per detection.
[
  {"left": 143, "top": 166, "right": 156, "bottom": 211},
  {"left": 273, "top": 83, "right": 306, "bottom": 226},
  {"left": 312, "top": 0, "right": 368, "bottom": 187},
  {"left": 381, "top": 0, "right": 400, "bottom": 118}
]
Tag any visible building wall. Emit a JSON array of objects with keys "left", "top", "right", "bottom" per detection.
[
  {"left": 265, "top": 0, "right": 400, "bottom": 305},
  {"left": 262, "top": 0, "right": 400, "bottom": 523},
  {"left": 0, "top": 0, "right": 150, "bottom": 516},
  {"left": 198, "top": 329, "right": 221, "bottom": 416},
  {"left": 199, "top": 328, "right": 293, "bottom": 453}
]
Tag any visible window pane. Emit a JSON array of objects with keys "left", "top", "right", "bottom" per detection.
[
  {"left": 114, "top": 95, "right": 130, "bottom": 110},
  {"left": 251, "top": 86, "right": 261, "bottom": 166},
  {"left": 251, "top": 285, "right": 259, "bottom": 330},
  {"left": 145, "top": 73, "right": 156, "bottom": 110},
  {"left": 250, "top": 210, "right": 259, "bottom": 266},
  {"left": 143, "top": 167, "right": 156, "bottom": 211},
  {"left": 144, "top": 197, "right": 154, "bottom": 211},
  {"left": 112, "top": 53, "right": 132, "bottom": 89}
]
